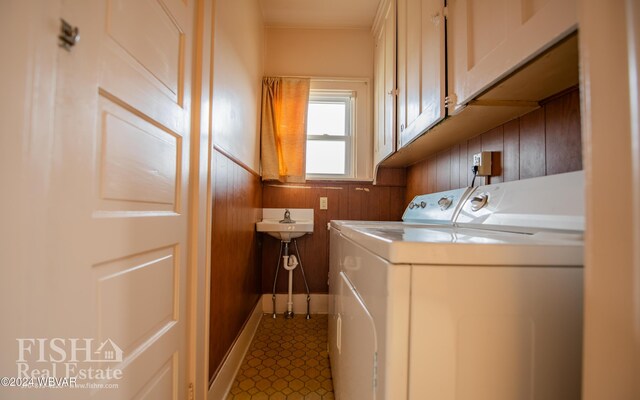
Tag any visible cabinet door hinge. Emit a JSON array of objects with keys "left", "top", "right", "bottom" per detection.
[
  {"left": 189, "top": 382, "right": 194, "bottom": 400},
  {"left": 443, "top": 5, "right": 449, "bottom": 18},
  {"left": 444, "top": 94, "right": 457, "bottom": 109}
]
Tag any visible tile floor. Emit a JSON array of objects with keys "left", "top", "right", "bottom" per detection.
[{"left": 227, "top": 314, "right": 334, "bottom": 400}]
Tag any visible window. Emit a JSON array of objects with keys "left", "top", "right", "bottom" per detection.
[
  {"left": 306, "top": 91, "right": 354, "bottom": 178},
  {"left": 305, "top": 79, "right": 372, "bottom": 181}
]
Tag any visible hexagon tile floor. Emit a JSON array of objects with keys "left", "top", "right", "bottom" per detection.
[{"left": 226, "top": 314, "right": 334, "bottom": 400}]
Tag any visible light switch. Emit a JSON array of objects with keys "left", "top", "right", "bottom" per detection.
[{"left": 320, "top": 197, "right": 328, "bottom": 210}]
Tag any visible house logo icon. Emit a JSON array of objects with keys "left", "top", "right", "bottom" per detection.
[{"left": 93, "top": 339, "right": 123, "bottom": 363}]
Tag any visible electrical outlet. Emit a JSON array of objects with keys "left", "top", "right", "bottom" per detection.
[
  {"left": 473, "top": 154, "right": 482, "bottom": 167},
  {"left": 320, "top": 197, "right": 328, "bottom": 210},
  {"left": 473, "top": 152, "right": 492, "bottom": 176}
]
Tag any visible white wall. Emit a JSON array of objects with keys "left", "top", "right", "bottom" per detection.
[
  {"left": 265, "top": 27, "right": 373, "bottom": 78},
  {"left": 212, "top": 0, "right": 264, "bottom": 172}
]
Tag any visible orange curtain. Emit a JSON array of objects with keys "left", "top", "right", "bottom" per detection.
[{"left": 260, "top": 77, "right": 310, "bottom": 182}]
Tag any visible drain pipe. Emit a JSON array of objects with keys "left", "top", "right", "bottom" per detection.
[{"left": 283, "top": 253, "right": 298, "bottom": 319}]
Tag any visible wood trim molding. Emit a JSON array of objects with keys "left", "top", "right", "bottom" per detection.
[
  {"left": 208, "top": 299, "right": 262, "bottom": 399},
  {"left": 214, "top": 145, "right": 260, "bottom": 178}
]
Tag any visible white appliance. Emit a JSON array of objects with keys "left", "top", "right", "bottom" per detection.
[{"left": 328, "top": 171, "right": 584, "bottom": 400}]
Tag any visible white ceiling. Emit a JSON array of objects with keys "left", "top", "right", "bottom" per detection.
[{"left": 260, "top": 0, "right": 381, "bottom": 29}]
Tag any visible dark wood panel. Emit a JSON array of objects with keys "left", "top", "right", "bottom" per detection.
[
  {"left": 482, "top": 126, "right": 504, "bottom": 184},
  {"left": 450, "top": 144, "right": 460, "bottom": 189},
  {"left": 376, "top": 167, "right": 407, "bottom": 186},
  {"left": 503, "top": 119, "right": 520, "bottom": 182},
  {"left": 467, "top": 136, "right": 482, "bottom": 186},
  {"left": 459, "top": 141, "right": 468, "bottom": 189},
  {"left": 209, "top": 150, "right": 262, "bottom": 380},
  {"left": 406, "top": 163, "right": 423, "bottom": 203},
  {"left": 262, "top": 180, "right": 406, "bottom": 295},
  {"left": 405, "top": 88, "right": 582, "bottom": 196},
  {"left": 544, "top": 89, "right": 582, "bottom": 174},
  {"left": 519, "top": 107, "right": 546, "bottom": 179},
  {"left": 426, "top": 157, "right": 437, "bottom": 193},
  {"left": 436, "top": 149, "right": 451, "bottom": 192}
]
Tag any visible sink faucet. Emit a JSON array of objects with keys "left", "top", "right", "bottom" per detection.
[{"left": 279, "top": 209, "right": 295, "bottom": 223}]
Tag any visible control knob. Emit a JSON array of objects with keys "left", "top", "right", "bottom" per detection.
[
  {"left": 470, "top": 193, "right": 489, "bottom": 211},
  {"left": 438, "top": 197, "right": 453, "bottom": 210}
]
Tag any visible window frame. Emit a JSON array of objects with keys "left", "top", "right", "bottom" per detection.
[{"left": 305, "top": 90, "right": 356, "bottom": 179}]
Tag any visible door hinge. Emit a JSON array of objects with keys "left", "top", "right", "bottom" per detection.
[
  {"left": 443, "top": 5, "right": 449, "bottom": 18},
  {"left": 188, "top": 382, "right": 194, "bottom": 400},
  {"left": 444, "top": 94, "right": 457, "bottom": 109}
]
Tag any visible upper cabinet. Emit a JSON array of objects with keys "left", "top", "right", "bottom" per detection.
[
  {"left": 447, "top": 0, "right": 578, "bottom": 113},
  {"left": 372, "top": 0, "right": 579, "bottom": 171},
  {"left": 396, "top": 0, "right": 446, "bottom": 148},
  {"left": 373, "top": 0, "right": 396, "bottom": 167}
]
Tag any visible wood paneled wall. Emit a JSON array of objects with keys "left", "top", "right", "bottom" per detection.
[
  {"left": 209, "top": 149, "right": 262, "bottom": 380},
  {"left": 406, "top": 87, "right": 582, "bottom": 202},
  {"left": 261, "top": 168, "right": 406, "bottom": 294}
]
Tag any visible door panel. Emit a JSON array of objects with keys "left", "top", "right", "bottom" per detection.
[
  {"left": 0, "top": 0, "right": 194, "bottom": 398},
  {"left": 337, "top": 272, "right": 376, "bottom": 400},
  {"left": 90, "top": 0, "right": 193, "bottom": 397},
  {"left": 98, "top": 98, "right": 180, "bottom": 209}
]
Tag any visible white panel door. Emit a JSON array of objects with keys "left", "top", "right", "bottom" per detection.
[
  {"left": 373, "top": 0, "right": 396, "bottom": 167},
  {"left": 336, "top": 272, "right": 377, "bottom": 400},
  {"left": 0, "top": 0, "right": 194, "bottom": 399},
  {"left": 397, "top": 0, "right": 446, "bottom": 147},
  {"left": 447, "top": 0, "right": 577, "bottom": 112}
]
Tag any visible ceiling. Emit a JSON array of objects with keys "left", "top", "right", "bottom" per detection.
[{"left": 259, "top": 0, "right": 381, "bottom": 29}]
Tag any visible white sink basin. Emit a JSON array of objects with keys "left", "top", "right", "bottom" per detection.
[{"left": 257, "top": 208, "right": 314, "bottom": 242}]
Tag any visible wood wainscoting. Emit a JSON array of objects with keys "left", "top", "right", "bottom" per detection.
[
  {"left": 406, "top": 87, "right": 582, "bottom": 202},
  {"left": 209, "top": 148, "right": 263, "bottom": 380},
  {"left": 261, "top": 168, "right": 407, "bottom": 295}
]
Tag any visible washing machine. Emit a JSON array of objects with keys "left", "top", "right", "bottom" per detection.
[{"left": 328, "top": 171, "right": 584, "bottom": 400}]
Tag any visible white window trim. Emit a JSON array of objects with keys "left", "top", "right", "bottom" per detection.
[{"left": 305, "top": 78, "right": 373, "bottom": 181}]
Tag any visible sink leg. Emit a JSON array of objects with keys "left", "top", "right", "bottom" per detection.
[
  {"left": 293, "top": 239, "right": 311, "bottom": 320},
  {"left": 271, "top": 241, "right": 283, "bottom": 318}
]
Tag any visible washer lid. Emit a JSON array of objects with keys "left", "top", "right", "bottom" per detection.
[{"left": 338, "top": 224, "right": 583, "bottom": 265}]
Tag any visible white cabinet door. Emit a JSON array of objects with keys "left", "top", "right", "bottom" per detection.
[
  {"left": 336, "top": 272, "right": 377, "bottom": 400},
  {"left": 397, "top": 0, "right": 446, "bottom": 147},
  {"left": 447, "top": 0, "right": 577, "bottom": 113},
  {"left": 373, "top": 0, "right": 396, "bottom": 167}
]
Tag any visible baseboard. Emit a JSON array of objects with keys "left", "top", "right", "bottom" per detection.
[
  {"left": 208, "top": 300, "right": 262, "bottom": 400},
  {"left": 261, "top": 293, "right": 328, "bottom": 315}
]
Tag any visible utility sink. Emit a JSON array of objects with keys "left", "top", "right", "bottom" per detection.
[{"left": 257, "top": 208, "right": 314, "bottom": 242}]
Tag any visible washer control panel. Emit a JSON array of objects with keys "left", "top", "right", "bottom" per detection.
[{"left": 402, "top": 187, "right": 473, "bottom": 224}]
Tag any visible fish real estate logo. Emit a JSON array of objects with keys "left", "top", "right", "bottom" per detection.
[{"left": 14, "top": 338, "right": 124, "bottom": 387}]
